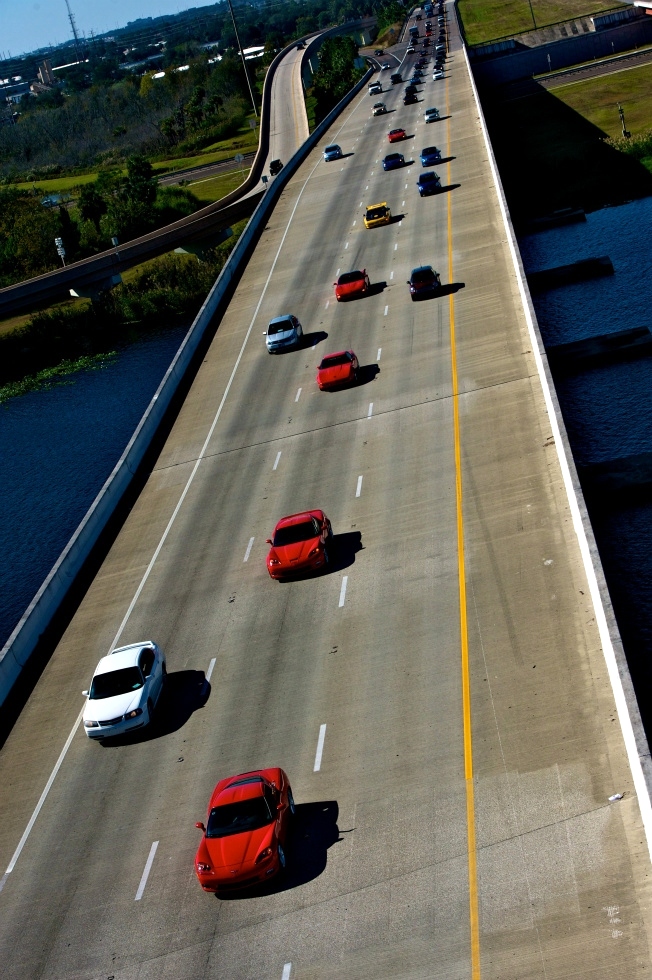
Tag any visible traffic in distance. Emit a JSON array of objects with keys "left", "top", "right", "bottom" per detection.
[{"left": 78, "top": 0, "right": 450, "bottom": 897}]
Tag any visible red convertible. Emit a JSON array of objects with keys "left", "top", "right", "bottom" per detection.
[
  {"left": 387, "top": 128, "right": 406, "bottom": 143},
  {"left": 194, "top": 768, "right": 295, "bottom": 893},
  {"left": 317, "top": 350, "right": 359, "bottom": 390},
  {"left": 266, "top": 509, "right": 333, "bottom": 578},
  {"left": 334, "top": 269, "right": 371, "bottom": 300}
]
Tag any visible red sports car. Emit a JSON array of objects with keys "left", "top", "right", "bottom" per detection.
[
  {"left": 194, "top": 768, "right": 295, "bottom": 893},
  {"left": 266, "top": 509, "right": 333, "bottom": 578},
  {"left": 334, "top": 269, "right": 371, "bottom": 300},
  {"left": 388, "top": 128, "right": 406, "bottom": 143},
  {"left": 317, "top": 350, "right": 359, "bottom": 390}
]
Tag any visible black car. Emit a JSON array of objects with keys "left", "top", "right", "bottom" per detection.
[
  {"left": 405, "top": 84, "right": 417, "bottom": 95},
  {"left": 269, "top": 159, "right": 283, "bottom": 176},
  {"left": 416, "top": 171, "right": 441, "bottom": 196},
  {"left": 407, "top": 265, "right": 441, "bottom": 299},
  {"left": 390, "top": 72, "right": 402, "bottom": 84},
  {"left": 403, "top": 91, "right": 418, "bottom": 105}
]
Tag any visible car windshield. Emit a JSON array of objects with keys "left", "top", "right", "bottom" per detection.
[
  {"left": 320, "top": 353, "right": 351, "bottom": 368},
  {"left": 412, "top": 268, "right": 435, "bottom": 283},
  {"left": 366, "top": 207, "right": 387, "bottom": 220},
  {"left": 206, "top": 797, "right": 273, "bottom": 838},
  {"left": 273, "top": 518, "right": 320, "bottom": 546},
  {"left": 423, "top": 147, "right": 437, "bottom": 156},
  {"left": 325, "top": 145, "right": 338, "bottom": 152},
  {"left": 89, "top": 666, "right": 144, "bottom": 699},
  {"left": 385, "top": 154, "right": 401, "bottom": 162},
  {"left": 268, "top": 319, "right": 292, "bottom": 335},
  {"left": 338, "top": 271, "right": 364, "bottom": 284},
  {"left": 421, "top": 173, "right": 436, "bottom": 181}
]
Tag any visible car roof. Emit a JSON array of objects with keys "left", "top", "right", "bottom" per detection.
[
  {"left": 275, "top": 510, "right": 323, "bottom": 530},
  {"left": 325, "top": 144, "right": 339, "bottom": 150},
  {"left": 94, "top": 642, "right": 152, "bottom": 675},
  {"left": 268, "top": 314, "right": 294, "bottom": 325},
  {"left": 411, "top": 265, "right": 434, "bottom": 274},
  {"left": 320, "top": 349, "right": 353, "bottom": 362},
  {"left": 367, "top": 202, "right": 388, "bottom": 209}
]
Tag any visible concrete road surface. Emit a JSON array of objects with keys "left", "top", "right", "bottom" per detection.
[{"left": 0, "top": 4, "right": 651, "bottom": 979}]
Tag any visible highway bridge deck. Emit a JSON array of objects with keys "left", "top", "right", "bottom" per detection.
[{"left": 0, "top": 4, "right": 650, "bottom": 978}]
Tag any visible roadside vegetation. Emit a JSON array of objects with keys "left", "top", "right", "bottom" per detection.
[
  {"left": 458, "top": 0, "right": 616, "bottom": 44},
  {"left": 0, "top": 222, "right": 246, "bottom": 402},
  {"left": 309, "top": 36, "right": 368, "bottom": 125}
]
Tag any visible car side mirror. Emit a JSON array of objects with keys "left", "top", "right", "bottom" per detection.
[
  {"left": 277, "top": 803, "right": 284, "bottom": 811},
  {"left": 82, "top": 690, "right": 89, "bottom": 697},
  {"left": 195, "top": 822, "right": 205, "bottom": 831},
  {"left": 266, "top": 538, "right": 272, "bottom": 544},
  {"left": 263, "top": 331, "right": 267, "bottom": 335},
  {"left": 406, "top": 281, "right": 410, "bottom": 285}
]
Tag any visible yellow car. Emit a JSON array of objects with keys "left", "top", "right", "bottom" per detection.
[{"left": 364, "top": 203, "right": 392, "bottom": 229}]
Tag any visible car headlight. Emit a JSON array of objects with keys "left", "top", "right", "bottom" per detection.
[
  {"left": 308, "top": 546, "right": 321, "bottom": 557},
  {"left": 268, "top": 557, "right": 281, "bottom": 566},
  {"left": 124, "top": 708, "right": 143, "bottom": 720},
  {"left": 255, "top": 847, "right": 273, "bottom": 865},
  {"left": 84, "top": 720, "right": 100, "bottom": 728},
  {"left": 196, "top": 862, "right": 212, "bottom": 873}
]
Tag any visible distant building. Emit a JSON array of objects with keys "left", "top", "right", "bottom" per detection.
[
  {"left": 0, "top": 79, "right": 30, "bottom": 103},
  {"left": 38, "top": 60, "right": 55, "bottom": 86}
]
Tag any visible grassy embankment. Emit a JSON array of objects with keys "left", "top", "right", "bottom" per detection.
[
  {"left": 458, "top": 0, "right": 616, "bottom": 45},
  {"left": 12, "top": 121, "right": 258, "bottom": 197},
  {"left": 481, "top": 62, "right": 652, "bottom": 222}
]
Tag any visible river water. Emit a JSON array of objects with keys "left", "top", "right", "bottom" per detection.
[
  {"left": 0, "top": 329, "right": 186, "bottom": 650},
  {"left": 2, "top": 200, "right": 652, "bottom": 737},
  {"left": 519, "top": 196, "right": 652, "bottom": 736}
]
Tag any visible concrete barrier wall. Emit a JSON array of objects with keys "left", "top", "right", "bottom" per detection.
[
  {"left": 471, "top": 16, "right": 652, "bottom": 85},
  {"left": 0, "top": 63, "right": 373, "bottom": 712},
  {"left": 460, "top": 34, "right": 652, "bottom": 853}
]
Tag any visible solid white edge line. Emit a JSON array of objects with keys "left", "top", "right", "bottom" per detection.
[
  {"left": 1, "top": 703, "right": 85, "bottom": 885},
  {"left": 1, "top": 155, "right": 326, "bottom": 892},
  {"left": 273, "top": 451, "right": 282, "bottom": 471},
  {"left": 135, "top": 840, "right": 159, "bottom": 901},
  {"left": 243, "top": 536, "right": 255, "bottom": 562},
  {"left": 463, "top": 42, "right": 652, "bottom": 859},
  {"left": 206, "top": 657, "right": 216, "bottom": 683},
  {"left": 314, "top": 724, "right": 327, "bottom": 771},
  {"left": 339, "top": 576, "right": 348, "bottom": 607},
  {"left": 282, "top": 964, "right": 292, "bottom": 980},
  {"left": 295, "top": 387, "right": 302, "bottom": 402},
  {"left": 356, "top": 475, "right": 363, "bottom": 497}
]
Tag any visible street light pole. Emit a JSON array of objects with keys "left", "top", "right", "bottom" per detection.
[
  {"left": 617, "top": 102, "right": 631, "bottom": 138},
  {"left": 527, "top": 0, "right": 537, "bottom": 30},
  {"left": 226, "top": 0, "right": 258, "bottom": 119}
]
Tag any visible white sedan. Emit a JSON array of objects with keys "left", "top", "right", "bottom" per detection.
[
  {"left": 83, "top": 641, "right": 166, "bottom": 739},
  {"left": 372, "top": 101, "right": 387, "bottom": 116}
]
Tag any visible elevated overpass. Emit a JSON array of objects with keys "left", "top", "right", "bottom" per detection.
[{"left": 0, "top": 3, "right": 651, "bottom": 978}]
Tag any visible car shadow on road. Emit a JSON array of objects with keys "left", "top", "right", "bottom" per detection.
[
  {"left": 357, "top": 363, "right": 380, "bottom": 385},
  {"left": 389, "top": 213, "right": 405, "bottom": 224},
  {"left": 100, "top": 670, "right": 210, "bottom": 746},
  {"left": 368, "top": 280, "right": 387, "bottom": 296},
  {"left": 428, "top": 114, "right": 451, "bottom": 123},
  {"left": 217, "top": 801, "right": 342, "bottom": 900},
  {"left": 440, "top": 282, "right": 465, "bottom": 296},
  {"left": 438, "top": 155, "right": 455, "bottom": 164},
  {"left": 438, "top": 182, "right": 461, "bottom": 193},
  {"left": 338, "top": 152, "right": 355, "bottom": 159},
  {"left": 330, "top": 530, "right": 363, "bottom": 572},
  {"left": 301, "top": 330, "right": 328, "bottom": 349}
]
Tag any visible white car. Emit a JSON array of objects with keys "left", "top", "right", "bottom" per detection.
[
  {"left": 381, "top": 63, "right": 391, "bottom": 70},
  {"left": 265, "top": 314, "right": 303, "bottom": 353},
  {"left": 424, "top": 106, "right": 440, "bottom": 122},
  {"left": 369, "top": 81, "right": 382, "bottom": 95},
  {"left": 432, "top": 68, "right": 444, "bottom": 79},
  {"left": 372, "top": 101, "right": 387, "bottom": 116},
  {"left": 82, "top": 641, "right": 166, "bottom": 739}
]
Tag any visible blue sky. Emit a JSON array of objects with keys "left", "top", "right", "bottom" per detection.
[{"left": 0, "top": 0, "right": 220, "bottom": 58}]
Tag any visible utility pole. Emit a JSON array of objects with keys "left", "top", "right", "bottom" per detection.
[
  {"left": 64, "top": 0, "right": 83, "bottom": 63},
  {"left": 527, "top": 0, "right": 536, "bottom": 31},
  {"left": 225, "top": 0, "right": 258, "bottom": 118},
  {"left": 617, "top": 102, "right": 630, "bottom": 138}
]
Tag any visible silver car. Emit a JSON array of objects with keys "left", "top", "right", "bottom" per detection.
[
  {"left": 265, "top": 314, "right": 303, "bottom": 353},
  {"left": 323, "top": 144, "right": 342, "bottom": 161},
  {"left": 82, "top": 641, "right": 166, "bottom": 739}
]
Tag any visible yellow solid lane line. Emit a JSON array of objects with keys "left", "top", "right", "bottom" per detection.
[{"left": 446, "top": 74, "right": 481, "bottom": 980}]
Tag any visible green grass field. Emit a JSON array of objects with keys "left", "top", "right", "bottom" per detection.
[
  {"left": 547, "top": 61, "right": 652, "bottom": 139},
  {"left": 458, "top": 0, "right": 616, "bottom": 44},
  {"left": 186, "top": 169, "right": 249, "bottom": 203}
]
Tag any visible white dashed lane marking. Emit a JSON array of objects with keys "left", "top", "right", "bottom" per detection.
[
  {"left": 135, "top": 841, "right": 159, "bottom": 901},
  {"left": 314, "top": 724, "right": 327, "bottom": 770},
  {"left": 206, "top": 657, "right": 216, "bottom": 682},
  {"left": 384, "top": 305, "right": 388, "bottom": 315},
  {"left": 295, "top": 388, "right": 302, "bottom": 402},
  {"left": 368, "top": 402, "right": 374, "bottom": 418},
  {"left": 356, "top": 475, "right": 363, "bottom": 497},
  {"left": 243, "top": 537, "right": 254, "bottom": 562},
  {"left": 273, "top": 451, "right": 282, "bottom": 471},
  {"left": 377, "top": 347, "right": 382, "bottom": 360}
]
